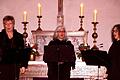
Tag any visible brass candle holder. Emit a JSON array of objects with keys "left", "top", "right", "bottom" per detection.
[
  {"left": 91, "top": 22, "right": 99, "bottom": 50},
  {"left": 36, "top": 16, "right": 42, "bottom": 31},
  {"left": 22, "top": 22, "right": 29, "bottom": 48},
  {"left": 78, "top": 16, "right": 84, "bottom": 31}
]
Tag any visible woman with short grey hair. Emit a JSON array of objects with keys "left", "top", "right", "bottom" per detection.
[{"left": 44, "top": 26, "right": 76, "bottom": 80}]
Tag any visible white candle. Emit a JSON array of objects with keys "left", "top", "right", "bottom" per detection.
[
  {"left": 30, "top": 54, "right": 34, "bottom": 60},
  {"left": 93, "top": 9, "right": 97, "bottom": 22},
  {"left": 38, "top": 3, "right": 42, "bottom": 16},
  {"left": 80, "top": 3, "right": 84, "bottom": 16},
  {"left": 23, "top": 11, "right": 27, "bottom": 22}
]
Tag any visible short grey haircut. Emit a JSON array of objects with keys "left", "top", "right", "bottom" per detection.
[{"left": 53, "top": 26, "right": 67, "bottom": 40}]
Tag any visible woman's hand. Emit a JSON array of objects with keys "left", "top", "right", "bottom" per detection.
[{"left": 20, "top": 67, "right": 26, "bottom": 74}]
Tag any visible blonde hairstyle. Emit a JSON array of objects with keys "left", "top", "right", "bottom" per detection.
[{"left": 53, "top": 26, "right": 67, "bottom": 40}]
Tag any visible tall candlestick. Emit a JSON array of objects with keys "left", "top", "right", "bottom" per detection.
[
  {"left": 38, "top": 3, "right": 42, "bottom": 16},
  {"left": 23, "top": 11, "right": 27, "bottom": 22},
  {"left": 91, "top": 22, "right": 99, "bottom": 50},
  {"left": 93, "top": 9, "right": 97, "bottom": 22},
  {"left": 80, "top": 3, "right": 84, "bottom": 16},
  {"left": 22, "top": 21, "right": 28, "bottom": 47}
]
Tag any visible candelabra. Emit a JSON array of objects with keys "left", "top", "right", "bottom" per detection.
[
  {"left": 78, "top": 16, "right": 84, "bottom": 31},
  {"left": 91, "top": 22, "right": 99, "bottom": 50},
  {"left": 22, "top": 22, "right": 29, "bottom": 48},
  {"left": 36, "top": 16, "right": 42, "bottom": 31}
]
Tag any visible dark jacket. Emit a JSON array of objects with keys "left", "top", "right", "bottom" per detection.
[
  {"left": 0, "top": 29, "right": 28, "bottom": 67},
  {"left": 107, "top": 40, "right": 120, "bottom": 80},
  {"left": 44, "top": 39, "right": 76, "bottom": 68},
  {"left": 44, "top": 39, "right": 76, "bottom": 80}
]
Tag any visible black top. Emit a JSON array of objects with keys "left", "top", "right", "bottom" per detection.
[
  {"left": 43, "top": 39, "right": 76, "bottom": 63},
  {"left": 0, "top": 29, "right": 27, "bottom": 68},
  {"left": 107, "top": 40, "right": 120, "bottom": 79}
]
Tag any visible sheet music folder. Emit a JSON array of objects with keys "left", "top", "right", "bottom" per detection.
[
  {"left": 43, "top": 45, "right": 75, "bottom": 63},
  {"left": 81, "top": 50, "right": 109, "bottom": 66}
]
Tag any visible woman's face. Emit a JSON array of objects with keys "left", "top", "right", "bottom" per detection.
[
  {"left": 57, "top": 28, "right": 65, "bottom": 40},
  {"left": 4, "top": 20, "right": 14, "bottom": 32},
  {"left": 113, "top": 27, "right": 120, "bottom": 40}
]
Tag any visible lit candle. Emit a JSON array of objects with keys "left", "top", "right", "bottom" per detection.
[
  {"left": 38, "top": 3, "right": 42, "bottom": 16},
  {"left": 93, "top": 9, "right": 97, "bottom": 22},
  {"left": 23, "top": 11, "right": 27, "bottom": 22},
  {"left": 80, "top": 3, "right": 84, "bottom": 16},
  {"left": 30, "top": 54, "right": 34, "bottom": 60}
]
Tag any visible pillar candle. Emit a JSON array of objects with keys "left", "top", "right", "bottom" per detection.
[
  {"left": 30, "top": 54, "right": 34, "bottom": 61},
  {"left": 80, "top": 3, "right": 84, "bottom": 16},
  {"left": 93, "top": 10, "right": 97, "bottom": 22},
  {"left": 38, "top": 3, "right": 42, "bottom": 16},
  {"left": 23, "top": 11, "right": 27, "bottom": 22}
]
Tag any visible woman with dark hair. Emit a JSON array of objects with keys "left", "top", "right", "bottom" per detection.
[
  {"left": 107, "top": 24, "right": 120, "bottom": 80},
  {"left": 44, "top": 26, "right": 76, "bottom": 80},
  {"left": 0, "top": 15, "right": 28, "bottom": 80}
]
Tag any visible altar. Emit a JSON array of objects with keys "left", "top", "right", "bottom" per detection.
[{"left": 20, "top": 59, "right": 107, "bottom": 80}]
